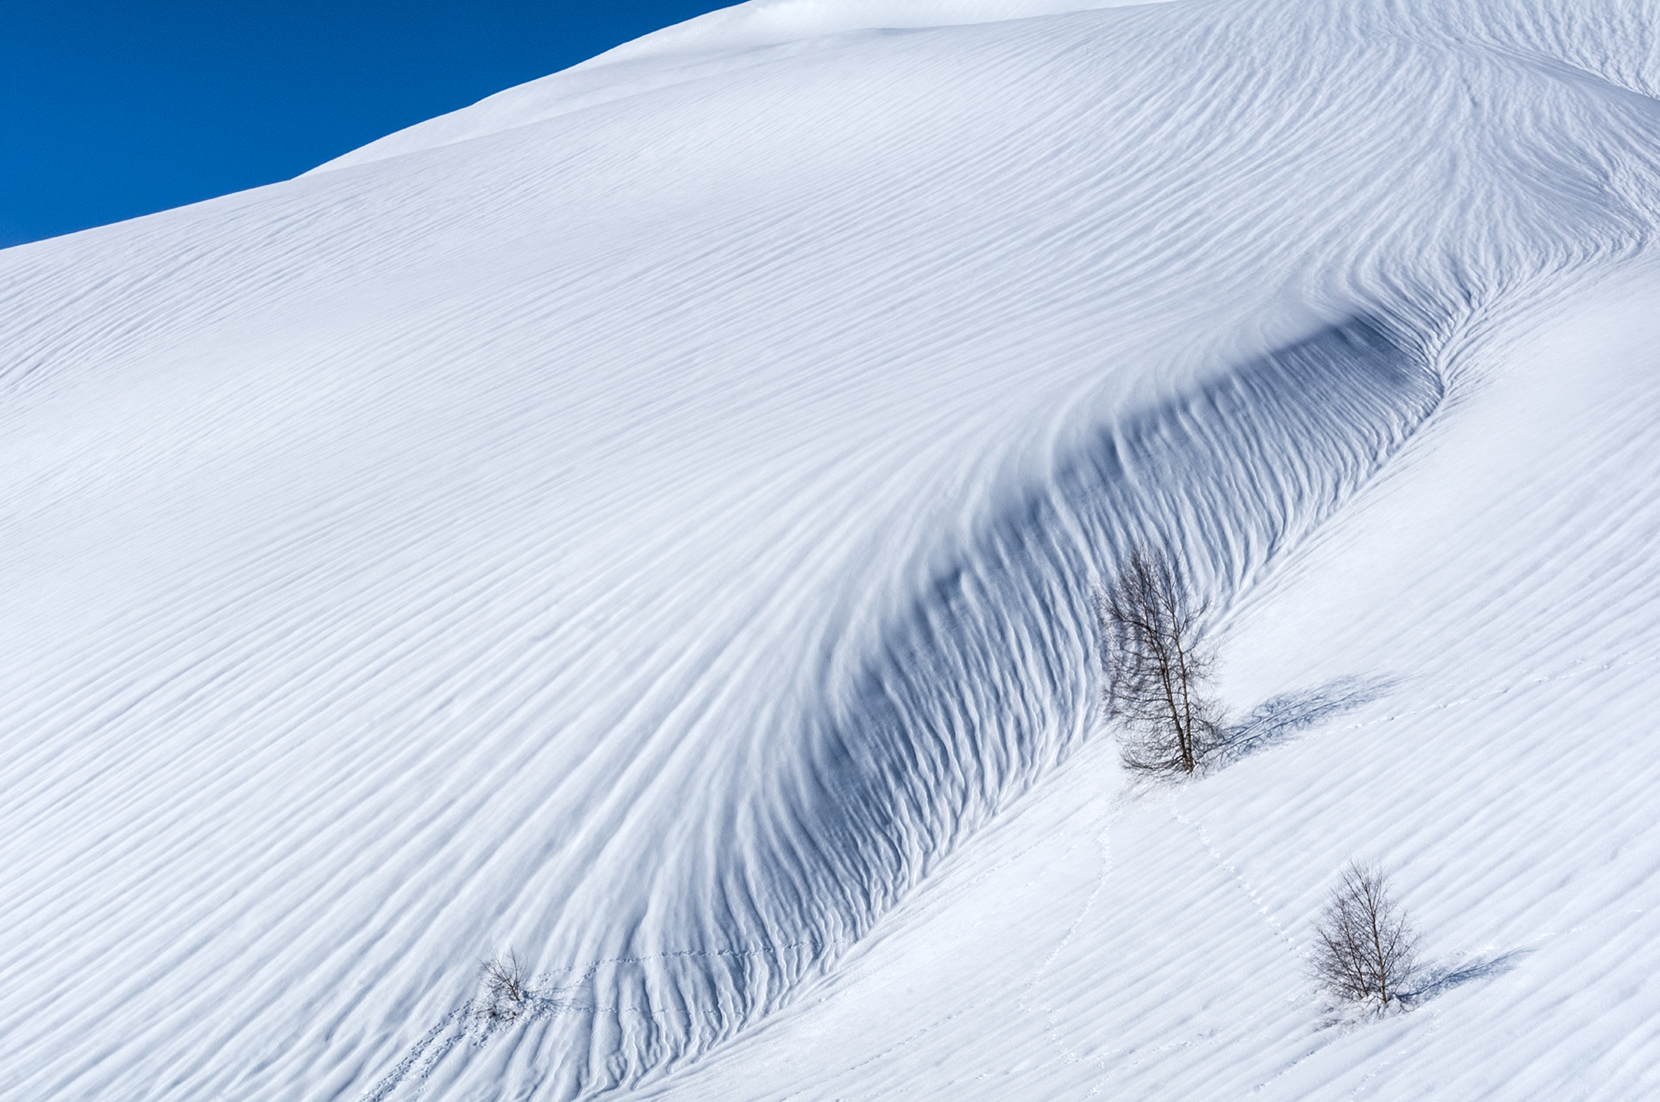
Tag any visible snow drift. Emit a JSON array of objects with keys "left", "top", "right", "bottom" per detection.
[{"left": 5, "top": 0, "right": 1660, "bottom": 1098}]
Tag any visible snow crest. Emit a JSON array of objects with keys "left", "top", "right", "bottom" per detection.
[{"left": 366, "top": 317, "right": 1442, "bottom": 1098}]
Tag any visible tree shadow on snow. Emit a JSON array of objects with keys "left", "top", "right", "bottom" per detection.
[
  {"left": 1315, "top": 950, "right": 1527, "bottom": 1029},
  {"left": 1211, "top": 675, "right": 1398, "bottom": 767},
  {"left": 1310, "top": 951, "right": 1525, "bottom": 1030},
  {"left": 1404, "top": 950, "right": 1529, "bottom": 1004}
]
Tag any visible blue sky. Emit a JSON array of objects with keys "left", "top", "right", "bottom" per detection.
[{"left": 0, "top": 1, "right": 733, "bottom": 249}]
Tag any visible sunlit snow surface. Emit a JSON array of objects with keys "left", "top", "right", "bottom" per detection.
[{"left": 6, "top": 0, "right": 1660, "bottom": 1098}]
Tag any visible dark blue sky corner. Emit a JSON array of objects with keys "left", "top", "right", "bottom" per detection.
[{"left": 0, "top": 0, "right": 730, "bottom": 249}]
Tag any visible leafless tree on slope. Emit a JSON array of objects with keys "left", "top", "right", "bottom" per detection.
[
  {"left": 1096, "top": 547, "right": 1221, "bottom": 775},
  {"left": 480, "top": 951, "right": 531, "bottom": 1023},
  {"left": 1312, "top": 862, "right": 1420, "bottom": 1009}
]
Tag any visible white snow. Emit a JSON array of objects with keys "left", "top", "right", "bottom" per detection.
[
  {"left": 5, "top": 0, "right": 1660, "bottom": 1099},
  {"left": 315, "top": 0, "right": 1170, "bottom": 173}
]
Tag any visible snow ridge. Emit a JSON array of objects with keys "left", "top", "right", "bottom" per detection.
[{"left": 372, "top": 315, "right": 1443, "bottom": 1098}]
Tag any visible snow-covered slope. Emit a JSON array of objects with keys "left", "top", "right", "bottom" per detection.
[
  {"left": 4, "top": 0, "right": 1660, "bottom": 1099},
  {"left": 314, "top": 0, "right": 1171, "bottom": 173}
]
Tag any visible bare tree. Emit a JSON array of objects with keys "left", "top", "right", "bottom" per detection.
[
  {"left": 480, "top": 951, "right": 531, "bottom": 1022},
  {"left": 1096, "top": 547, "right": 1220, "bottom": 774},
  {"left": 1311, "top": 863, "right": 1419, "bottom": 1009}
]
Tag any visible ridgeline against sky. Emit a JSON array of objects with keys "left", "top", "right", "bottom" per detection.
[{"left": 0, "top": 0, "right": 729, "bottom": 249}]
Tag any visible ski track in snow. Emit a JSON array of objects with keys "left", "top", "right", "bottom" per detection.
[{"left": 7, "top": 0, "right": 1660, "bottom": 1098}]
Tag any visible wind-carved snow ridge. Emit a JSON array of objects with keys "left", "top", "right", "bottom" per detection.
[
  {"left": 374, "top": 315, "right": 1445, "bottom": 1100},
  {"left": 785, "top": 316, "right": 1444, "bottom": 920}
]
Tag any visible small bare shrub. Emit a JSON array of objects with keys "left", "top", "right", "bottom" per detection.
[
  {"left": 1311, "top": 862, "right": 1419, "bottom": 1009},
  {"left": 1096, "top": 546, "right": 1221, "bottom": 774},
  {"left": 480, "top": 951, "right": 531, "bottom": 1022}
]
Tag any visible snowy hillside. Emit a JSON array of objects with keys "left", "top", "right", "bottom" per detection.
[{"left": 5, "top": 0, "right": 1660, "bottom": 1098}]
